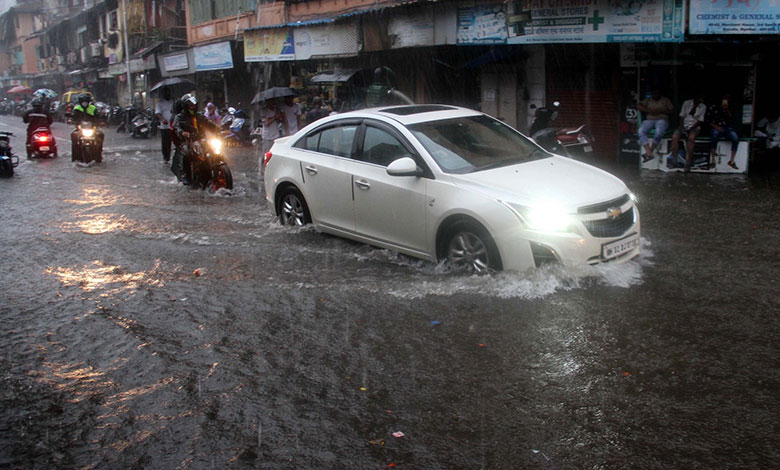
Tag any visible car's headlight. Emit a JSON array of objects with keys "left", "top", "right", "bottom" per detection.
[
  {"left": 208, "top": 137, "right": 222, "bottom": 155},
  {"left": 500, "top": 200, "right": 573, "bottom": 232},
  {"left": 81, "top": 128, "right": 95, "bottom": 137}
]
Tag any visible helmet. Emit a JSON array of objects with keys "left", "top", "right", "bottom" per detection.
[
  {"left": 79, "top": 93, "right": 92, "bottom": 105},
  {"left": 182, "top": 93, "right": 197, "bottom": 107},
  {"left": 227, "top": 107, "right": 236, "bottom": 115},
  {"left": 31, "top": 96, "right": 44, "bottom": 110}
]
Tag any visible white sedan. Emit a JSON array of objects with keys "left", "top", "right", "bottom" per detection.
[{"left": 262, "top": 105, "right": 640, "bottom": 274}]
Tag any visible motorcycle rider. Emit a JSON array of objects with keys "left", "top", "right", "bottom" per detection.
[
  {"left": 173, "top": 94, "right": 220, "bottom": 184},
  {"left": 22, "top": 96, "right": 54, "bottom": 146},
  {"left": 71, "top": 93, "right": 104, "bottom": 161}
]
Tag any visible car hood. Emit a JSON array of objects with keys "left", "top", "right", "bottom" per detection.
[{"left": 450, "top": 157, "right": 629, "bottom": 210}]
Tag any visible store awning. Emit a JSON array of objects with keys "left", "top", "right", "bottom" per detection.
[
  {"left": 132, "top": 41, "right": 164, "bottom": 59},
  {"left": 311, "top": 69, "right": 361, "bottom": 83}
]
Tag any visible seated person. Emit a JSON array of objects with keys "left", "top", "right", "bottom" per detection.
[
  {"left": 708, "top": 94, "right": 740, "bottom": 170},
  {"left": 638, "top": 88, "right": 674, "bottom": 162},
  {"left": 668, "top": 94, "right": 707, "bottom": 170}
]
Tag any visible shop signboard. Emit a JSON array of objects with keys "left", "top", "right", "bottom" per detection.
[
  {"left": 689, "top": 0, "right": 779, "bottom": 34},
  {"left": 163, "top": 53, "right": 189, "bottom": 72},
  {"left": 506, "top": 0, "right": 684, "bottom": 43},
  {"left": 389, "top": 9, "right": 435, "bottom": 48},
  {"left": 293, "top": 23, "right": 359, "bottom": 60},
  {"left": 457, "top": 3, "right": 508, "bottom": 44},
  {"left": 245, "top": 29, "right": 295, "bottom": 62},
  {"left": 193, "top": 41, "right": 233, "bottom": 71}
]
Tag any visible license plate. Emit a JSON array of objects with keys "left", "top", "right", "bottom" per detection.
[
  {"left": 583, "top": 145, "right": 593, "bottom": 152},
  {"left": 40, "top": 146, "right": 50, "bottom": 151},
  {"left": 602, "top": 233, "right": 639, "bottom": 259}
]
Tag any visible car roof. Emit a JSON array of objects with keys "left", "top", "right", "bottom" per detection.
[{"left": 331, "top": 104, "right": 483, "bottom": 127}]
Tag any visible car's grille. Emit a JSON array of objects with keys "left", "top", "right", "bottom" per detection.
[
  {"left": 577, "top": 194, "right": 630, "bottom": 214},
  {"left": 582, "top": 207, "right": 635, "bottom": 238}
]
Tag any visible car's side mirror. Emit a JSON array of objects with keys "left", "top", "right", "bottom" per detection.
[{"left": 386, "top": 157, "right": 424, "bottom": 177}]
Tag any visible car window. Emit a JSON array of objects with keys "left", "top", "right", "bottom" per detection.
[
  {"left": 299, "top": 132, "right": 320, "bottom": 151},
  {"left": 317, "top": 125, "right": 358, "bottom": 158},
  {"left": 361, "top": 126, "right": 413, "bottom": 167},
  {"left": 409, "top": 115, "right": 546, "bottom": 174}
]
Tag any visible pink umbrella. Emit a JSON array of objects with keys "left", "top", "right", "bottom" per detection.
[{"left": 7, "top": 85, "right": 33, "bottom": 94}]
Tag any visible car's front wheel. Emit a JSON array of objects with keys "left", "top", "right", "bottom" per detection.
[
  {"left": 443, "top": 220, "right": 502, "bottom": 274},
  {"left": 278, "top": 187, "right": 310, "bottom": 226}
]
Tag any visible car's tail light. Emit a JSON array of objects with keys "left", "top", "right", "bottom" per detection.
[{"left": 263, "top": 151, "right": 272, "bottom": 167}]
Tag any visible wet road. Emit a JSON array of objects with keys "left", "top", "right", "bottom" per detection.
[{"left": 1, "top": 114, "right": 779, "bottom": 469}]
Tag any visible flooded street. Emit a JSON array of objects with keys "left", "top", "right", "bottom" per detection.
[{"left": 1, "top": 114, "right": 779, "bottom": 468}]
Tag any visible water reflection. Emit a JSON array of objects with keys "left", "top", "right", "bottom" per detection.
[
  {"left": 46, "top": 260, "right": 163, "bottom": 293},
  {"left": 61, "top": 186, "right": 131, "bottom": 234}
]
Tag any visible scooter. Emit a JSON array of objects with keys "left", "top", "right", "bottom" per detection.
[
  {"left": 72, "top": 122, "right": 103, "bottom": 164},
  {"left": 0, "top": 131, "right": 20, "bottom": 177},
  {"left": 26, "top": 127, "right": 58, "bottom": 159},
  {"left": 223, "top": 111, "right": 251, "bottom": 147},
  {"left": 529, "top": 101, "right": 595, "bottom": 160},
  {"left": 131, "top": 112, "right": 151, "bottom": 138}
]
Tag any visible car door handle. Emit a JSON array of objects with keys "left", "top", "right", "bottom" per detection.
[
  {"left": 304, "top": 165, "right": 318, "bottom": 175},
  {"left": 354, "top": 180, "right": 371, "bottom": 190}
]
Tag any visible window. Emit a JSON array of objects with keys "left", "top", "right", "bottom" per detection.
[
  {"left": 362, "top": 126, "right": 412, "bottom": 167},
  {"left": 109, "top": 11, "right": 118, "bottom": 30},
  {"left": 318, "top": 125, "right": 357, "bottom": 158}
]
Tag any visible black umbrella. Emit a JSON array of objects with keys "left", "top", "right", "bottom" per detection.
[
  {"left": 149, "top": 77, "right": 196, "bottom": 96},
  {"left": 251, "top": 87, "right": 294, "bottom": 104}
]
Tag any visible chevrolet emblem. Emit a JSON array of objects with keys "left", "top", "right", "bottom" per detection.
[{"left": 606, "top": 207, "right": 622, "bottom": 220}]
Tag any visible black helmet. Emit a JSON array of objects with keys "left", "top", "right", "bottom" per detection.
[
  {"left": 31, "top": 96, "right": 44, "bottom": 109},
  {"left": 79, "top": 93, "right": 91, "bottom": 105}
]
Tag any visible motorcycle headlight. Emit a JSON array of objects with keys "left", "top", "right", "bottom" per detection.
[
  {"left": 208, "top": 138, "right": 223, "bottom": 155},
  {"left": 500, "top": 200, "right": 573, "bottom": 232},
  {"left": 82, "top": 128, "right": 95, "bottom": 137}
]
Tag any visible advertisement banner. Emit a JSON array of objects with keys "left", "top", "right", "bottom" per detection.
[
  {"left": 457, "top": 4, "right": 508, "bottom": 44},
  {"left": 193, "top": 42, "right": 233, "bottom": 71},
  {"left": 689, "top": 0, "right": 780, "bottom": 34},
  {"left": 389, "top": 9, "right": 435, "bottom": 48},
  {"left": 293, "top": 23, "right": 359, "bottom": 60},
  {"left": 245, "top": 29, "right": 295, "bottom": 62},
  {"left": 506, "top": 0, "right": 684, "bottom": 44}
]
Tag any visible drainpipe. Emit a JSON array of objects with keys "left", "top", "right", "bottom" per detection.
[{"left": 121, "top": 0, "right": 132, "bottom": 106}]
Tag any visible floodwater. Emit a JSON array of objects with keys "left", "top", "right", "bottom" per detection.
[{"left": 1, "top": 114, "right": 778, "bottom": 469}]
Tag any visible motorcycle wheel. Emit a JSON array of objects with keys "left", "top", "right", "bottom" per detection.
[
  {"left": 0, "top": 159, "right": 12, "bottom": 178},
  {"left": 188, "top": 159, "right": 203, "bottom": 189},
  {"left": 210, "top": 163, "right": 233, "bottom": 191}
]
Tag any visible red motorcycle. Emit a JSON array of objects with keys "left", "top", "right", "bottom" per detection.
[
  {"left": 26, "top": 127, "right": 58, "bottom": 159},
  {"left": 529, "top": 101, "right": 595, "bottom": 160}
]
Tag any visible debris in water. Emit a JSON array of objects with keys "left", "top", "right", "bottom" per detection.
[
  {"left": 392, "top": 431, "right": 405, "bottom": 438},
  {"left": 623, "top": 371, "right": 631, "bottom": 377},
  {"left": 193, "top": 268, "right": 205, "bottom": 276},
  {"left": 368, "top": 438, "right": 385, "bottom": 446},
  {"left": 478, "top": 343, "right": 485, "bottom": 348},
  {"left": 360, "top": 387, "right": 367, "bottom": 391},
  {"left": 430, "top": 320, "right": 440, "bottom": 326}
]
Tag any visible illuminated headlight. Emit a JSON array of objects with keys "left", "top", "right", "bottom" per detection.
[
  {"left": 81, "top": 128, "right": 95, "bottom": 137},
  {"left": 208, "top": 138, "right": 223, "bottom": 155},
  {"left": 501, "top": 200, "right": 573, "bottom": 232}
]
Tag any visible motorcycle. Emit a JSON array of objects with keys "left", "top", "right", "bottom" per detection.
[
  {"left": 130, "top": 111, "right": 151, "bottom": 138},
  {"left": 529, "top": 101, "right": 595, "bottom": 161},
  {"left": 72, "top": 122, "right": 102, "bottom": 164},
  {"left": 0, "top": 131, "right": 20, "bottom": 177},
  {"left": 26, "top": 127, "right": 58, "bottom": 159},
  {"left": 220, "top": 107, "right": 236, "bottom": 132},
  {"left": 180, "top": 134, "right": 233, "bottom": 191},
  {"left": 116, "top": 105, "right": 137, "bottom": 133}
]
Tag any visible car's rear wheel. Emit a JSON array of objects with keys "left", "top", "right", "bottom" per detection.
[
  {"left": 278, "top": 187, "right": 310, "bottom": 226},
  {"left": 443, "top": 220, "right": 502, "bottom": 274}
]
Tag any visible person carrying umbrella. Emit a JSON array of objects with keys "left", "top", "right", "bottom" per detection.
[
  {"left": 154, "top": 87, "right": 174, "bottom": 163},
  {"left": 259, "top": 97, "right": 284, "bottom": 157}
]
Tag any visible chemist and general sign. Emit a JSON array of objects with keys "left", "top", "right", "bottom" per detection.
[{"left": 689, "top": 0, "right": 780, "bottom": 34}]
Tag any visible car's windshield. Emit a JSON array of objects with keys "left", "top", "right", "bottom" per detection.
[{"left": 408, "top": 115, "right": 548, "bottom": 174}]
